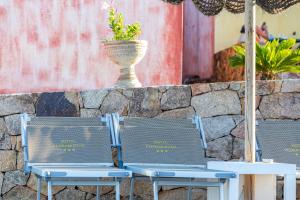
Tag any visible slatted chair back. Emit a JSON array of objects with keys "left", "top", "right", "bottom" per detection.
[
  {"left": 21, "top": 114, "right": 114, "bottom": 173},
  {"left": 112, "top": 114, "right": 208, "bottom": 166},
  {"left": 256, "top": 120, "right": 300, "bottom": 167}
]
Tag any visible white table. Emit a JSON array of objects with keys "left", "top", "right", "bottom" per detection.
[{"left": 207, "top": 161, "right": 296, "bottom": 200}]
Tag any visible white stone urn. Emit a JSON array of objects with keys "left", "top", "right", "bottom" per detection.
[{"left": 103, "top": 40, "right": 148, "bottom": 88}]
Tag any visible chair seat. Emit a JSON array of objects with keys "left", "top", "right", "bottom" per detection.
[
  {"left": 31, "top": 165, "right": 132, "bottom": 178},
  {"left": 125, "top": 164, "right": 236, "bottom": 179}
]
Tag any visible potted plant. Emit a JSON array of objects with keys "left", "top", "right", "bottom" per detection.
[
  {"left": 103, "top": 5, "right": 147, "bottom": 88},
  {"left": 229, "top": 39, "right": 300, "bottom": 80}
]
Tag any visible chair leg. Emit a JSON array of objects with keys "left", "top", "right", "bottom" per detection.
[
  {"left": 153, "top": 181, "right": 159, "bottom": 200},
  {"left": 115, "top": 180, "right": 120, "bottom": 200},
  {"left": 187, "top": 186, "right": 192, "bottom": 200},
  {"left": 228, "top": 175, "right": 239, "bottom": 200},
  {"left": 219, "top": 183, "right": 224, "bottom": 200},
  {"left": 47, "top": 181, "right": 52, "bottom": 200},
  {"left": 96, "top": 186, "right": 101, "bottom": 200},
  {"left": 187, "top": 178, "right": 192, "bottom": 200},
  {"left": 37, "top": 176, "right": 41, "bottom": 200},
  {"left": 129, "top": 177, "right": 135, "bottom": 200},
  {"left": 284, "top": 174, "right": 296, "bottom": 200}
]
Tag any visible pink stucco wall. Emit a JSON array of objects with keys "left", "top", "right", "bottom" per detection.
[
  {"left": 0, "top": 0, "right": 183, "bottom": 94},
  {"left": 183, "top": 0, "right": 214, "bottom": 81}
]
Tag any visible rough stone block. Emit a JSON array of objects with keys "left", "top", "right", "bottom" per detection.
[
  {"left": 0, "top": 150, "right": 16, "bottom": 171},
  {"left": 191, "top": 83, "right": 211, "bottom": 96},
  {"left": 232, "top": 115, "right": 245, "bottom": 125},
  {"left": 15, "top": 136, "right": 22, "bottom": 151},
  {"left": 209, "top": 82, "right": 229, "bottom": 91},
  {"left": 100, "top": 91, "right": 129, "bottom": 115},
  {"left": 89, "top": 193, "right": 117, "bottom": 200},
  {"left": 0, "top": 119, "right": 7, "bottom": 137},
  {"left": 260, "top": 93, "right": 300, "bottom": 119},
  {"left": 55, "top": 189, "right": 86, "bottom": 200},
  {"left": 191, "top": 188, "right": 207, "bottom": 200},
  {"left": 80, "top": 109, "right": 101, "bottom": 118},
  {"left": 157, "top": 107, "right": 195, "bottom": 119},
  {"left": 121, "top": 178, "right": 154, "bottom": 199},
  {"left": 27, "top": 173, "right": 65, "bottom": 196},
  {"left": 80, "top": 90, "right": 108, "bottom": 109},
  {"left": 159, "top": 188, "right": 206, "bottom": 200},
  {"left": 2, "top": 186, "right": 46, "bottom": 200},
  {"left": 122, "top": 89, "right": 134, "bottom": 98},
  {"left": 237, "top": 81, "right": 275, "bottom": 97},
  {"left": 161, "top": 86, "right": 191, "bottom": 110},
  {"left": 281, "top": 79, "right": 300, "bottom": 93},
  {"left": 229, "top": 82, "right": 242, "bottom": 91},
  {"left": 202, "top": 116, "right": 236, "bottom": 141},
  {"left": 129, "top": 88, "right": 161, "bottom": 117},
  {"left": 231, "top": 121, "right": 245, "bottom": 139},
  {"left": 256, "top": 81, "right": 275, "bottom": 95},
  {"left": 16, "top": 151, "right": 24, "bottom": 170},
  {"left": 159, "top": 188, "right": 186, "bottom": 200},
  {"left": 191, "top": 90, "right": 241, "bottom": 117},
  {"left": 0, "top": 134, "right": 12, "bottom": 150},
  {"left": 4, "top": 114, "right": 21, "bottom": 136},
  {"left": 206, "top": 136, "right": 233, "bottom": 160},
  {"left": 274, "top": 80, "right": 283, "bottom": 93},
  {"left": 78, "top": 180, "right": 113, "bottom": 195},
  {"left": 232, "top": 138, "right": 244, "bottom": 160},
  {"left": 1, "top": 170, "right": 29, "bottom": 194},
  {"left": 0, "top": 95, "right": 35, "bottom": 116},
  {"left": 240, "top": 96, "right": 261, "bottom": 114}
]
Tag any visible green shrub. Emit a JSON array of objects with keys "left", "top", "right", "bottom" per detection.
[
  {"left": 108, "top": 8, "right": 141, "bottom": 41},
  {"left": 229, "top": 39, "right": 300, "bottom": 79}
]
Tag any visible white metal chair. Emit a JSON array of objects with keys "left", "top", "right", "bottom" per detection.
[
  {"left": 256, "top": 120, "right": 300, "bottom": 178},
  {"left": 111, "top": 113, "right": 237, "bottom": 200},
  {"left": 21, "top": 113, "right": 132, "bottom": 200}
]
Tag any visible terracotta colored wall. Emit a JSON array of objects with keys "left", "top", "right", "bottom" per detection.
[
  {"left": 0, "top": 0, "right": 183, "bottom": 94},
  {"left": 183, "top": 0, "right": 214, "bottom": 81}
]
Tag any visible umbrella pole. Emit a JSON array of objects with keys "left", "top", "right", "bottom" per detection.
[{"left": 244, "top": 0, "right": 256, "bottom": 199}]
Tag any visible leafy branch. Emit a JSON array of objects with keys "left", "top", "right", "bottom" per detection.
[
  {"left": 108, "top": 8, "right": 141, "bottom": 41},
  {"left": 229, "top": 39, "right": 300, "bottom": 79}
]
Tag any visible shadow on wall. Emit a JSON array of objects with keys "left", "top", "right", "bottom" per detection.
[{"left": 36, "top": 93, "right": 80, "bottom": 117}]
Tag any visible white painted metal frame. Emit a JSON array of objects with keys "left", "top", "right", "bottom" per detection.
[
  {"left": 111, "top": 113, "right": 237, "bottom": 200},
  {"left": 193, "top": 115, "right": 208, "bottom": 150},
  {"left": 207, "top": 161, "right": 297, "bottom": 200},
  {"left": 124, "top": 164, "right": 236, "bottom": 179},
  {"left": 124, "top": 164, "right": 235, "bottom": 200},
  {"left": 21, "top": 113, "right": 132, "bottom": 200},
  {"left": 40, "top": 176, "right": 122, "bottom": 200},
  {"left": 31, "top": 165, "right": 131, "bottom": 178}
]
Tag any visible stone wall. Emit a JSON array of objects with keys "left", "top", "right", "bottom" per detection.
[{"left": 0, "top": 79, "right": 300, "bottom": 200}]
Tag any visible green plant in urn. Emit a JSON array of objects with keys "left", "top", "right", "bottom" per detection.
[{"left": 103, "top": 2, "right": 148, "bottom": 88}]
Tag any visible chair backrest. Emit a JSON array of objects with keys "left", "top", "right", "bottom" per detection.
[
  {"left": 256, "top": 120, "right": 300, "bottom": 167},
  {"left": 112, "top": 114, "right": 208, "bottom": 166},
  {"left": 21, "top": 114, "right": 114, "bottom": 173},
  {"left": 28, "top": 117, "right": 105, "bottom": 126}
]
